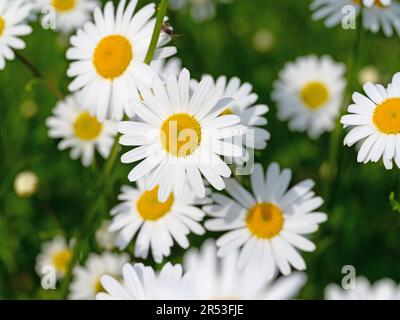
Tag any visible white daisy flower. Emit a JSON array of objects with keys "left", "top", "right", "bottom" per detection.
[
  {"left": 150, "top": 57, "right": 182, "bottom": 82},
  {"left": 192, "top": 75, "right": 270, "bottom": 154},
  {"left": 118, "top": 68, "right": 247, "bottom": 202},
  {"left": 204, "top": 163, "right": 327, "bottom": 278},
  {"left": 310, "top": 0, "right": 400, "bottom": 38},
  {"left": 34, "top": 0, "right": 99, "bottom": 34},
  {"left": 66, "top": 0, "right": 177, "bottom": 121},
  {"left": 184, "top": 240, "right": 307, "bottom": 300},
  {"left": 325, "top": 276, "right": 400, "bottom": 300},
  {"left": 272, "top": 55, "right": 346, "bottom": 139},
  {"left": 109, "top": 179, "right": 209, "bottom": 263},
  {"left": 69, "top": 252, "right": 129, "bottom": 300},
  {"left": 95, "top": 220, "right": 117, "bottom": 251},
  {"left": 96, "top": 262, "right": 194, "bottom": 300},
  {"left": 341, "top": 73, "right": 400, "bottom": 170},
  {"left": 46, "top": 94, "right": 117, "bottom": 167},
  {"left": 0, "top": 0, "right": 33, "bottom": 70},
  {"left": 35, "top": 236, "right": 74, "bottom": 280}
]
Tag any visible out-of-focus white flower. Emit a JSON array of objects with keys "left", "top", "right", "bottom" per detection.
[
  {"left": 272, "top": 55, "right": 346, "bottom": 139},
  {"left": 95, "top": 220, "right": 117, "bottom": 251},
  {"left": 36, "top": 236, "right": 74, "bottom": 280},
  {"left": 358, "top": 66, "right": 380, "bottom": 85},
  {"left": 325, "top": 276, "right": 400, "bottom": 300},
  {"left": 14, "top": 171, "right": 39, "bottom": 198},
  {"left": 0, "top": 0, "right": 33, "bottom": 70},
  {"left": 96, "top": 262, "right": 194, "bottom": 300},
  {"left": 69, "top": 252, "right": 129, "bottom": 300},
  {"left": 184, "top": 240, "right": 307, "bottom": 299}
]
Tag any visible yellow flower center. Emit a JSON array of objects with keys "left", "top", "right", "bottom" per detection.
[
  {"left": 73, "top": 112, "right": 102, "bottom": 141},
  {"left": 220, "top": 108, "right": 234, "bottom": 116},
  {"left": 300, "top": 81, "right": 330, "bottom": 109},
  {"left": 137, "top": 186, "right": 174, "bottom": 220},
  {"left": 373, "top": 98, "right": 400, "bottom": 134},
  {"left": 353, "top": 0, "right": 388, "bottom": 8},
  {"left": 246, "top": 203, "right": 284, "bottom": 239},
  {"left": 52, "top": 249, "right": 73, "bottom": 273},
  {"left": 160, "top": 113, "right": 202, "bottom": 157},
  {"left": 93, "top": 35, "right": 133, "bottom": 80},
  {"left": 52, "top": 0, "right": 76, "bottom": 12},
  {"left": 0, "top": 18, "right": 5, "bottom": 37},
  {"left": 95, "top": 277, "right": 105, "bottom": 293}
]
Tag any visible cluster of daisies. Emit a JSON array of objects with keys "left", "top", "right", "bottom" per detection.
[{"left": 3, "top": 0, "right": 400, "bottom": 300}]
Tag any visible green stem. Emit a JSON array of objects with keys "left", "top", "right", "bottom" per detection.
[
  {"left": 16, "top": 52, "right": 64, "bottom": 100},
  {"left": 144, "top": 0, "right": 169, "bottom": 64},
  {"left": 59, "top": 0, "right": 170, "bottom": 299},
  {"left": 323, "top": 8, "right": 363, "bottom": 204}
]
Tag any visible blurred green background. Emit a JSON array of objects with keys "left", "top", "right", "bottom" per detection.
[{"left": 1, "top": 0, "right": 400, "bottom": 299}]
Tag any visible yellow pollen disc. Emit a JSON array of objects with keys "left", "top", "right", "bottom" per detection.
[
  {"left": 300, "top": 81, "right": 330, "bottom": 109},
  {"left": 93, "top": 35, "right": 133, "bottom": 79},
  {"left": 160, "top": 113, "right": 202, "bottom": 157},
  {"left": 52, "top": 0, "right": 76, "bottom": 12},
  {"left": 74, "top": 112, "right": 102, "bottom": 141},
  {"left": 0, "top": 18, "right": 5, "bottom": 37},
  {"left": 52, "top": 249, "right": 73, "bottom": 273},
  {"left": 220, "top": 108, "right": 234, "bottom": 116},
  {"left": 95, "top": 278, "right": 105, "bottom": 293},
  {"left": 373, "top": 97, "right": 400, "bottom": 134},
  {"left": 246, "top": 203, "right": 284, "bottom": 239},
  {"left": 354, "top": 0, "right": 387, "bottom": 8},
  {"left": 137, "top": 186, "right": 174, "bottom": 221}
]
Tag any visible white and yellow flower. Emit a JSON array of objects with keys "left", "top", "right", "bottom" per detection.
[
  {"left": 204, "top": 163, "right": 327, "bottom": 278},
  {"left": 325, "top": 276, "right": 400, "bottom": 300},
  {"left": 35, "top": 236, "right": 73, "bottom": 280},
  {"left": 184, "top": 240, "right": 307, "bottom": 300},
  {"left": 272, "top": 55, "right": 346, "bottom": 139},
  {"left": 341, "top": 73, "right": 400, "bottom": 169},
  {"left": 96, "top": 262, "right": 194, "bottom": 300},
  {"left": 46, "top": 94, "right": 117, "bottom": 167},
  {"left": 310, "top": 0, "right": 400, "bottom": 37},
  {"left": 69, "top": 252, "right": 129, "bottom": 300},
  {"left": 34, "top": 0, "right": 99, "bottom": 33},
  {"left": 109, "top": 179, "right": 209, "bottom": 263},
  {"left": 118, "top": 68, "right": 247, "bottom": 202},
  {"left": 66, "top": 0, "right": 176, "bottom": 120},
  {"left": 192, "top": 75, "right": 270, "bottom": 155},
  {"left": 0, "top": 0, "right": 33, "bottom": 70}
]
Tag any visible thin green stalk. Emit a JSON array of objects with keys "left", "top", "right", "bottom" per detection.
[
  {"left": 59, "top": 0, "right": 170, "bottom": 299},
  {"left": 16, "top": 52, "right": 64, "bottom": 100},
  {"left": 323, "top": 8, "right": 363, "bottom": 204},
  {"left": 145, "top": 0, "right": 169, "bottom": 64}
]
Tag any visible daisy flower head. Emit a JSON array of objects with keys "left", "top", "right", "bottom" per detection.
[
  {"left": 35, "top": 236, "right": 74, "bottom": 280},
  {"left": 204, "top": 163, "right": 327, "bottom": 278},
  {"left": 341, "top": 73, "right": 400, "bottom": 170},
  {"left": 69, "top": 252, "right": 129, "bottom": 300},
  {"left": 96, "top": 262, "right": 194, "bottom": 300},
  {"left": 66, "top": 0, "right": 177, "bottom": 121},
  {"left": 192, "top": 75, "right": 271, "bottom": 155},
  {"left": 34, "top": 0, "right": 99, "bottom": 34},
  {"left": 325, "top": 276, "right": 400, "bottom": 300},
  {"left": 109, "top": 179, "right": 209, "bottom": 263},
  {"left": 184, "top": 240, "right": 307, "bottom": 300},
  {"left": 310, "top": 0, "right": 400, "bottom": 37},
  {"left": 46, "top": 94, "right": 117, "bottom": 167},
  {"left": 272, "top": 55, "right": 346, "bottom": 139},
  {"left": 118, "top": 68, "right": 247, "bottom": 202},
  {"left": 0, "top": 0, "right": 33, "bottom": 70}
]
